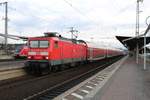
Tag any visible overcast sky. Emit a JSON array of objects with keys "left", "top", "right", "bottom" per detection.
[{"left": 0, "top": 0, "right": 150, "bottom": 49}]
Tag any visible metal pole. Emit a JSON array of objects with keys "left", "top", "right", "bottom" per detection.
[
  {"left": 70, "top": 27, "right": 73, "bottom": 39},
  {"left": 69, "top": 27, "right": 78, "bottom": 40},
  {"left": 136, "top": 0, "right": 140, "bottom": 64},
  {"left": 5, "top": 2, "right": 8, "bottom": 53},
  {"left": 0, "top": 2, "right": 8, "bottom": 53},
  {"left": 144, "top": 35, "right": 146, "bottom": 70}
]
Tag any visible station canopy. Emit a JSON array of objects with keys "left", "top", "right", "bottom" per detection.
[{"left": 116, "top": 36, "right": 150, "bottom": 51}]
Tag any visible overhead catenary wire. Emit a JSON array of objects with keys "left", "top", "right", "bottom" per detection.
[
  {"left": 114, "top": 0, "right": 136, "bottom": 14},
  {"left": 2, "top": 4, "right": 68, "bottom": 34},
  {"left": 63, "top": 0, "right": 85, "bottom": 17},
  {"left": 62, "top": 0, "right": 106, "bottom": 40},
  {"left": 63, "top": 0, "right": 102, "bottom": 26},
  {"left": 7, "top": 1, "right": 136, "bottom": 29},
  {"left": 63, "top": 0, "right": 141, "bottom": 38},
  {"left": 63, "top": 0, "right": 128, "bottom": 41},
  {"left": 1, "top": 0, "right": 140, "bottom": 39}
]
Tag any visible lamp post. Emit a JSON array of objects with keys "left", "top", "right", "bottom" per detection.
[
  {"left": 144, "top": 32, "right": 146, "bottom": 70},
  {"left": 0, "top": 2, "right": 8, "bottom": 54},
  {"left": 136, "top": 0, "right": 143, "bottom": 64}
]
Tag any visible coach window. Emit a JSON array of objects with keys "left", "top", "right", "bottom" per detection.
[{"left": 54, "top": 41, "right": 58, "bottom": 48}]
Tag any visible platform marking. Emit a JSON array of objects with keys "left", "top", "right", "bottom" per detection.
[
  {"left": 96, "top": 76, "right": 104, "bottom": 79},
  {"left": 97, "top": 75, "right": 105, "bottom": 78},
  {"left": 96, "top": 77, "right": 104, "bottom": 79},
  {"left": 88, "top": 82, "right": 98, "bottom": 86},
  {"left": 86, "top": 85, "right": 93, "bottom": 89},
  {"left": 95, "top": 77, "right": 104, "bottom": 81},
  {"left": 62, "top": 98, "right": 68, "bottom": 100},
  {"left": 102, "top": 75, "right": 108, "bottom": 77},
  {"left": 91, "top": 79, "right": 100, "bottom": 83},
  {"left": 71, "top": 93, "right": 83, "bottom": 99},
  {"left": 91, "top": 80, "right": 101, "bottom": 84},
  {"left": 80, "top": 89, "right": 90, "bottom": 94},
  {"left": 101, "top": 73, "right": 108, "bottom": 76}
]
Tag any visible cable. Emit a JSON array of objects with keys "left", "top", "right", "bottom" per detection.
[
  {"left": 8, "top": 3, "right": 69, "bottom": 28},
  {"left": 63, "top": 0, "right": 101, "bottom": 25},
  {"left": 118, "top": 1, "right": 136, "bottom": 14},
  {"left": 63, "top": 0, "right": 86, "bottom": 17}
]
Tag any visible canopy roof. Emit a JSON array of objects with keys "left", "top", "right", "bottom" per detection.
[{"left": 116, "top": 36, "right": 150, "bottom": 51}]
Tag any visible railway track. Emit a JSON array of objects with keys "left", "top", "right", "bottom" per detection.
[
  {"left": 24, "top": 56, "right": 122, "bottom": 100},
  {"left": 0, "top": 66, "right": 86, "bottom": 90},
  {"left": 0, "top": 56, "right": 122, "bottom": 100}
]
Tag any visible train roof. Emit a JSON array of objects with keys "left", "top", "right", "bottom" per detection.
[
  {"left": 86, "top": 41, "right": 123, "bottom": 51},
  {"left": 29, "top": 32, "right": 86, "bottom": 45}
]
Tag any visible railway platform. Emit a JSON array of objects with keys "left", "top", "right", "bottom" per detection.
[
  {"left": 0, "top": 55, "right": 13, "bottom": 61},
  {"left": 0, "top": 60, "right": 26, "bottom": 81},
  {"left": 54, "top": 56, "right": 150, "bottom": 100},
  {"left": 100, "top": 56, "right": 150, "bottom": 100},
  {"left": 0, "top": 60, "right": 25, "bottom": 71}
]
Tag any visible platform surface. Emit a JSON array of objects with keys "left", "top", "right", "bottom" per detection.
[
  {"left": 100, "top": 56, "right": 150, "bottom": 100},
  {"left": 0, "top": 55, "right": 13, "bottom": 60},
  {"left": 0, "top": 60, "right": 25, "bottom": 71}
]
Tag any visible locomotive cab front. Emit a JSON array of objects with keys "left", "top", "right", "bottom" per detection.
[
  {"left": 25, "top": 37, "right": 52, "bottom": 75},
  {"left": 28, "top": 39, "right": 50, "bottom": 60}
]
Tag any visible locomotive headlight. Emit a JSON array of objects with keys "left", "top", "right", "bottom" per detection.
[
  {"left": 40, "top": 52, "right": 48, "bottom": 56},
  {"left": 28, "top": 56, "right": 31, "bottom": 59},
  {"left": 45, "top": 56, "right": 49, "bottom": 59}
]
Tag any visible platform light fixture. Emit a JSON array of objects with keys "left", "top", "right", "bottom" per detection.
[{"left": 135, "top": 0, "right": 143, "bottom": 64}]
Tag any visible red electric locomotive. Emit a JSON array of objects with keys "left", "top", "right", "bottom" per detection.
[
  {"left": 25, "top": 32, "right": 87, "bottom": 74},
  {"left": 25, "top": 32, "right": 124, "bottom": 75}
]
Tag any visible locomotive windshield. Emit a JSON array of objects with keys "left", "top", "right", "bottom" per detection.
[
  {"left": 15, "top": 45, "right": 23, "bottom": 53},
  {"left": 30, "top": 40, "right": 49, "bottom": 48}
]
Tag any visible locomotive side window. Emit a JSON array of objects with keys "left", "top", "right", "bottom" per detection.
[
  {"left": 30, "top": 41, "right": 38, "bottom": 48},
  {"left": 54, "top": 41, "right": 58, "bottom": 48},
  {"left": 29, "top": 40, "right": 49, "bottom": 48},
  {"left": 39, "top": 41, "right": 49, "bottom": 48}
]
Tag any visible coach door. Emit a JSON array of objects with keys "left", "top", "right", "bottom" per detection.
[
  {"left": 60, "top": 41, "right": 64, "bottom": 64},
  {"left": 89, "top": 47, "right": 93, "bottom": 60}
]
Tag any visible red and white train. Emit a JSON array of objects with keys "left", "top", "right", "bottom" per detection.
[
  {"left": 25, "top": 32, "right": 124, "bottom": 75},
  {"left": 0, "top": 33, "right": 28, "bottom": 59},
  {"left": 14, "top": 45, "right": 28, "bottom": 59}
]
